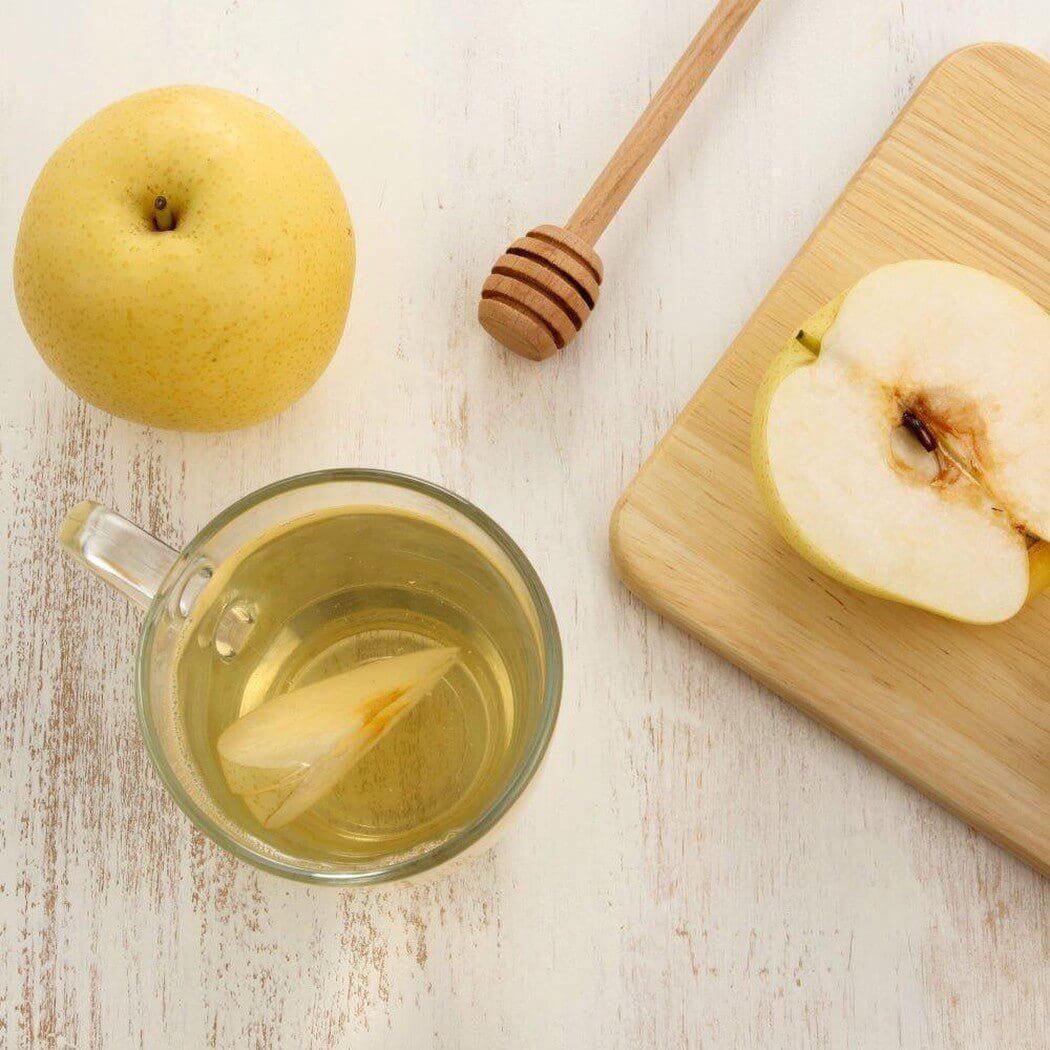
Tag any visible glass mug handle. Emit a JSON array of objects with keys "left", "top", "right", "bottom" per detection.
[{"left": 59, "top": 501, "right": 179, "bottom": 611}]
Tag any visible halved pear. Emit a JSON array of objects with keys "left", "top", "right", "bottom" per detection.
[
  {"left": 218, "top": 646, "right": 459, "bottom": 829},
  {"left": 751, "top": 260, "right": 1049, "bottom": 624}
]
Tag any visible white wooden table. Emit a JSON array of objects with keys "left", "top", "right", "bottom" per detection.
[{"left": 2, "top": 2, "right": 1047, "bottom": 1047}]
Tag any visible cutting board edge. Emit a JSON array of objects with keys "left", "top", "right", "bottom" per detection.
[{"left": 611, "top": 499, "right": 1050, "bottom": 876}]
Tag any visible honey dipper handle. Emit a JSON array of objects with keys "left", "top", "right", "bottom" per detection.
[{"left": 566, "top": 0, "right": 762, "bottom": 245}]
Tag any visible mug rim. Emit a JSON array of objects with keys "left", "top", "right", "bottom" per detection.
[{"left": 135, "top": 467, "right": 562, "bottom": 886}]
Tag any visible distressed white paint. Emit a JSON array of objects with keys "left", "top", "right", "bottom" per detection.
[{"left": 1, "top": 2, "right": 1047, "bottom": 1047}]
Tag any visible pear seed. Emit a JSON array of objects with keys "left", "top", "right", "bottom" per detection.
[{"left": 901, "top": 409, "right": 937, "bottom": 452}]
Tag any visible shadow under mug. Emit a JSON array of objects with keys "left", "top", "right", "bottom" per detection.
[{"left": 59, "top": 469, "right": 562, "bottom": 885}]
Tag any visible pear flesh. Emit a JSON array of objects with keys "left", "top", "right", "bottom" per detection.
[
  {"left": 752, "top": 260, "right": 1049, "bottom": 624},
  {"left": 217, "top": 647, "right": 459, "bottom": 829}
]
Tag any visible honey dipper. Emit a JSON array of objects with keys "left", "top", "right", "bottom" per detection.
[{"left": 478, "top": 0, "right": 762, "bottom": 360}]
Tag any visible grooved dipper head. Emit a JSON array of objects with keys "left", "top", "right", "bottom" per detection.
[{"left": 478, "top": 224, "right": 603, "bottom": 360}]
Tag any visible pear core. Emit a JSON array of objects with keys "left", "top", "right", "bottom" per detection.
[{"left": 752, "top": 260, "right": 1049, "bottom": 624}]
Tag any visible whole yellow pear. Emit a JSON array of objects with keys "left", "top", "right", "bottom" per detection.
[{"left": 14, "top": 86, "right": 354, "bottom": 430}]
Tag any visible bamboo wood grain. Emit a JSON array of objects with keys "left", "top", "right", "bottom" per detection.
[
  {"left": 610, "top": 44, "right": 1050, "bottom": 875},
  {"left": 479, "top": 0, "right": 762, "bottom": 360}
]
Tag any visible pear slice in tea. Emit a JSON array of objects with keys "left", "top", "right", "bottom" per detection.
[{"left": 217, "top": 646, "right": 459, "bottom": 829}]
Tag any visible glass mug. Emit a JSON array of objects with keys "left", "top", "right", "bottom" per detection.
[{"left": 60, "top": 469, "right": 561, "bottom": 885}]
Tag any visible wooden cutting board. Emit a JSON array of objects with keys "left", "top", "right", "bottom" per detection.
[{"left": 610, "top": 44, "right": 1050, "bottom": 874}]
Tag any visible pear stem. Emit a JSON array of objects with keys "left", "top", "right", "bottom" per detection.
[{"left": 152, "top": 195, "right": 174, "bottom": 232}]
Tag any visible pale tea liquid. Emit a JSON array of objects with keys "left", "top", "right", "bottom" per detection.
[{"left": 173, "top": 507, "right": 544, "bottom": 866}]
